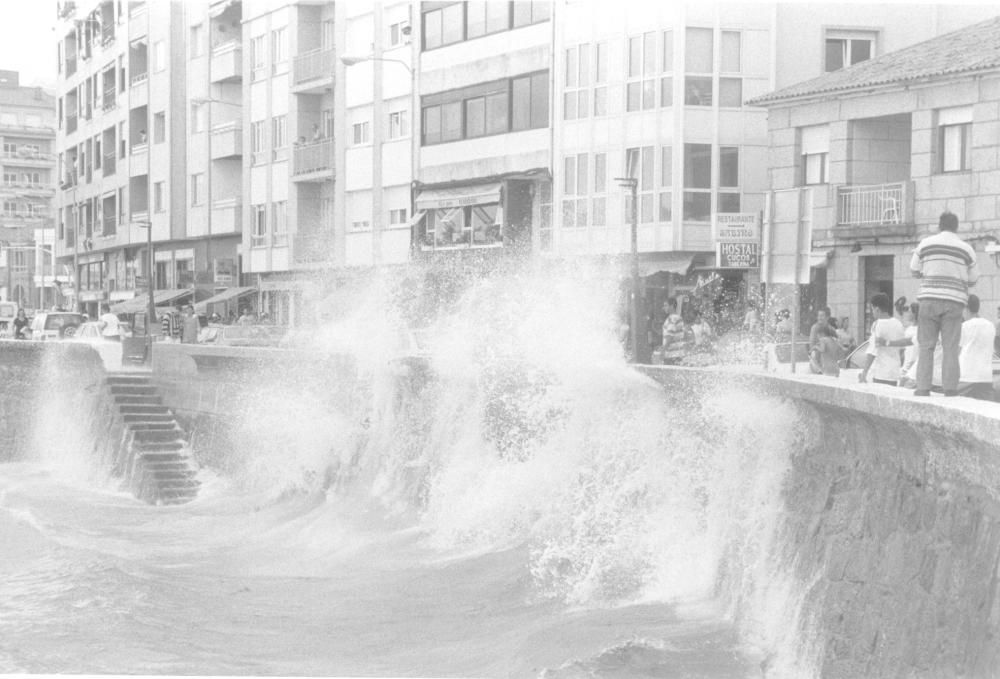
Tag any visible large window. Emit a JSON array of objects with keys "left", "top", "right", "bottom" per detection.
[
  {"left": 153, "top": 181, "right": 164, "bottom": 212},
  {"left": 718, "top": 146, "right": 740, "bottom": 212},
  {"left": 801, "top": 125, "right": 830, "bottom": 185},
  {"left": 625, "top": 146, "right": 655, "bottom": 223},
  {"left": 272, "top": 114, "right": 287, "bottom": 160},
  {"left": 565, "top": 42, "right": 608, "bottom": 119},
  {"left": 422, "top": 71, "right": 548, "bottom": 145},
  {"left": 562, "top": 153, "right": 588, "bottom": 228},
  {"left": 272, "top": 201, "right": 287, "bottom": 246},
  {"left": 252, "top": 204, "right": 267, "bottom": 247},
  {"left": 626, "top": 32, "right": 657, "bottom": 112},
  {"left": 388, "top": 109, "right": 410, "bottom": 139},
  {"left": 352, "top": 120, "right": 371, "bottom": 145},
  {"left": 422, "top": 1, "right": 549, "bottom": 51},
  {"left": 250, "top": 35, "right": 266, "bottom": 81},
  {"left": 426, "top": 204, "right": 501, "bottom": 248},
  {"left": 251, "top": 120, "right": 266, "bottom": 164},
  {"left": 719, "top": 31, "right": 742, "bottom": 108},
  {"left": 683, "top": 143, "right": 711, "bottom": 221},
  {"left": 191, "top": 173, "right": 204, "bottom": 206},
  {"left": 659, "top": 146, "right": 672, "bottom": 221},
  {"left": 685, "top": 27, "right": 713, "bottom": 106},
  {"left": 825, "top": 30, "right": 875, "bottom": 72},
  {"left": 938, "top": 106, "right": 972, "bottom": 173},
  {"left": 271, "top": 27, "right": 287, "bottom": 75}
]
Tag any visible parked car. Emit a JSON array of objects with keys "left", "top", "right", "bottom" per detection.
[
  {"left": 841, "top": 339, "right": 1000, "bottom": 391},
  {"left": 762, "top": 336, "right": 813, "bottom": 372},
  {"left": 30, "top": 311, "right": 85, "bottom": 341}
]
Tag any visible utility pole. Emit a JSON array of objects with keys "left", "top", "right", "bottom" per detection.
[{"left": 614, "top": 176, "right": 649, "bottom": 363}]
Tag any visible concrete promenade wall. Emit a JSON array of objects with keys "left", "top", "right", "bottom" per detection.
[{"left": 640, "top": 366, "right": 1000, "bottom": 679}]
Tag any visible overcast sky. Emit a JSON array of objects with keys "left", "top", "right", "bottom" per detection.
[{"left": 0, "top": 2, "right": 57, "bottom": 89}]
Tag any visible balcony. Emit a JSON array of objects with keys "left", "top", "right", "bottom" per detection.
[
  {"left": 292, "top": 139, "right": 333, "bottom": 181},
  {"left": 835, "top": 181, "right": 916, "bottom": 239},
  {"left": 292, "top": 48, "right": 334, "bottom": 94},
  {"left": 210, "top": 198, "right": 241, "bottom": 235},
  {"left": 210, "top": 121, "right": 242, "bottom": 159},
  {"left": 2, "top": 151, "right": 55, "bottom": 167},
  {"left": 293, "top": 229, "right": 334, "bottom": 264},
  {"left": 210, "top": 41, "right": 242, "bottom": 83}
]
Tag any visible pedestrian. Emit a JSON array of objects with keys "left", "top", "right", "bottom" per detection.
[
  {"left": 161, "top": 312, "right": 174, "bottom": 340},
  {"left": 181, "top": 304, "right": 199, "bottom": 344},
  {"left": 237, "top": 309, "right": 254, "bottom": 326},
  {"left": 909, "top": 211, "right": 978, "bottom": 396},
  {"left": 774, "top": 308, "right": 793, "bottom": 336},
  {"left": 957, "top": 294, "right": 996, "bottom": 401},
  {"left": 98, "top": 303, "right": 121, "bottom": 341},
  {"left": 12, "top": 308, "right": 29, "bottom": 339},
  {"left": 835, "top": 316, "right": 855, "bottom": 354},
  {"left": 689, "top": 311, "right": 713, "bottom": 347},
  {"left": 860, "top": 293, "right": 905, "bottom": 385},
  {"left": 311, "top": 123, "right": 322, "bottom": 142}
]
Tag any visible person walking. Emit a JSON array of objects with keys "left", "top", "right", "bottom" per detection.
[
  {"left": 98, "top": 303, "right": 121, "bottom": 341},
  {"left": 181, "top": 304, "right": 199, "bottom": 344},
  {"left": 909, "top": 211, "right": 978, "bottom": 396},
  {"left": 860, "top": 293, "right": 905, "bottom": 386},
  {"left": 958, "top": 294, "right": 996, "bottom": 401}
]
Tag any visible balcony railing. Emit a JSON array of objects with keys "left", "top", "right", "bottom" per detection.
[
  {"left": 837, "top": 182, "right": 906, "bottom": 227},
  {"left": 131, "top": 71, "right": 148, "bottom": 87},
  {"left": 292, "top": 139, "right": 332, "bottom": 175},
  {"left": 293, "top": 48, "right": 334, "bottom": 86}
]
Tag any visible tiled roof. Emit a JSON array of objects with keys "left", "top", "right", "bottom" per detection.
[{"left": 748, "top": 15, "right": 1000, "bottom": 106}]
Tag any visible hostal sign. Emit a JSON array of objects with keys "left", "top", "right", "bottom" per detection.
[
  {"left": 715, "top": 212, "right": 760, "bottom": 269},
  {"left": 717, "top": 241, "right": 760, "bottom": 269}
]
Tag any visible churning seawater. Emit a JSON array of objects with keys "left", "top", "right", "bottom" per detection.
[{"left": 0, "top": 267, "right": 820, "bottom": 677}]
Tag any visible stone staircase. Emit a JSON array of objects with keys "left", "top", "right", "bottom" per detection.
[{"left": 106, "top": 372, "right": 200, "bottom": 505}]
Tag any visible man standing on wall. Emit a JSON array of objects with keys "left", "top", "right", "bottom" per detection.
[{"left": 909, "top": 211, "right": 978, "bottom": 397}]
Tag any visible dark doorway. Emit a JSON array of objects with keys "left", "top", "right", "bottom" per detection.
[{"left": 862, "top": 255, "right": 893, "bottom": 339}]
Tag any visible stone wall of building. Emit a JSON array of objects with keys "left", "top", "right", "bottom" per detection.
[{"left": 641, "top": 366, "right": 1000, "bottom": 678}]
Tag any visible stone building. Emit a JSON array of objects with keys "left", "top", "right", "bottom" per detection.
[{"left": 751, "top": 15, "right": 1000, "bottom": 336}]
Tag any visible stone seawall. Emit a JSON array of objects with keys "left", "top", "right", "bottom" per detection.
[{"left": 640, "top": 366, "right": 1000, "bottom": 679}]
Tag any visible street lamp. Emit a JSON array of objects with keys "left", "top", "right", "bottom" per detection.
[
  {"left": 339, "top": 54, "right": 413, "bottom": 74},
  {"left": 135, "top": 220, "right": 155, "bottom": 339},
  {"left": 613, "top": 175, "right": 649, "bottom": 364}
]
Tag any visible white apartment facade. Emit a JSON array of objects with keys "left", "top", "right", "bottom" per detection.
[
  {"left": 54, "top": 0, "right": 243, "bottom": 319},
  {"left": 0, "top": 72, "right": 58, "bottom": 311}
]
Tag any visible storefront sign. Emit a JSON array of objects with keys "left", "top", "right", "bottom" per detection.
[
  {"left": 715, "top": 213, "right": 760, "bottom": 242},
  {"left": 716, "top": 241, "right": 759, "bottom": 269},
  {"left": 214, "top": 258, "right": 234, "bottom": 285}
]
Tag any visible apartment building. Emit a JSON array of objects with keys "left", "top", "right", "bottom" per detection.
[
  {"left": 753, "top": 15, "right": 1000, "bottom": 338},
  {"left": 412, "top": 1, "right": 553, "bottom": 260},
  {"left": 54, "top": 0, "right": 243, "bottom": 319},
  {"left": 550, "top": 2, "right": 1000, "bottom": 317},
  {"left": 0, "top": 71, "right": 58, "bottom": 311}
]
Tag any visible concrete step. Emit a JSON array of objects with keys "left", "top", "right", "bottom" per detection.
[
  {"left": 134, "top": 440, "right": 185, "bottom": 452},
  {"left": 106, "top": 374, "right": 152, "bottom": 384},
  {"left": 122, "top": 413, "right": 174, "bottom": 424},
  {"left": 158, "top": 479, "right": 201, "bottom": 491},
  {"left": 110, "top": 385, "right": 158, "bottom": 396},
  {"left": 143, "top": 461, "right": 192, "bottom": 472},
  {"left": 126, "top": 422, "right": 177, "bottom": 431},
  {"left": 137, "top": 452, "right": 187, "bottom": 463},
  {"left": 149, "top": 469, "right": 198, "bottom": 481},
  {"left": 119, "top": 404, "right": 171, "bottom": 415},
  {"left": 114, "top": 394, "right": 163, "bottom": 406},
  {"left": 133, "top": 428, "right": 184, "bottom": 443}
]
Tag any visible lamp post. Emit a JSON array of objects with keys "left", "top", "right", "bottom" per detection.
[
  {"left": 135, "top": 220, "right": 155, "bottom": 338},
  {"left": 614, "top": 175, "right": 648, "bottom": 363}
]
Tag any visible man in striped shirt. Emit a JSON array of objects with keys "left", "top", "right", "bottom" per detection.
[{"left": 909, "top": 211, "right": 979, "bottom": 396}]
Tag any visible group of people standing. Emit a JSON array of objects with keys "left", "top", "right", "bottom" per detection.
[{"left": 857, "top": 211, "right": 995, "bottom": 401}]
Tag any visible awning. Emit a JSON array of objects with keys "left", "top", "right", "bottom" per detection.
[
  {"left": 110, "top": 289, "right": 194, "bottom": 314},
  {"left": 194, "top": 286, "right": 257, "bottom": 314},
  {"left": 416, "top": 182, "right": 502, "bottom": 211},
  {"left": 636, "top": 253, "right": 697, "bottom": 277}
]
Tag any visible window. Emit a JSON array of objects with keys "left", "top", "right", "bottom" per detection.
[
  {"left": 938, "top": 106, "right": 972, "bottom": 173},
  {"left": 154, "top": 181, "right": 164, "bottom": 212},
  {"left": 683, "top": 143, "right": 711, "bottom": 221},
  {"left": 388, "top": 110, "right": 410, "bottom": 139},
  {"left": 562, "top": 153, "right": 589, "bottom": 228},
  {"left": 626, "top": 32, "right": 656, "bottom": 112},
  {"left": 191, "top": 102, "right": 206, "bottom": 133},
  {"left": 154, "top": 111, "right": 165, "bottom": 143},
  {"left": 271, "top": 115, "right": 287, "bottom": 160},
  {"left": 389, "top": 21, "right": 408, "bottom": 47},
  {"left": 191, "top": 173, "right": 204, "bottom": 206},
  {"left": 464, "top": 89, "right": 507, "bottom": 137},
  {"left": 513, "top": 1, "right": 550, "bottom": 27},
  {"left": 511, "top": 71, "right": 548, "bottom": 131},
  {"left": 3, "top": 172, "right": 14, "bottom": 185},
  {"left": 721, "top": 31, "right": 740, "bottom": 72},
  {"left": 425, "top": 204, "right": 501, "bottom": 248},
  {"left": 272, "top": 201, "right": 287, "bottom": 246},
  {"left": 322, "top": 108, "right": 335, "bottom": 138},
  {"left": 252, "top": 204, "right": 267, "bottom": 247},
  {"left": 352, "top": 121, "right": 370, "bottom": 145},
  {"left": 351, "top": 219, "right": 371, "bottom": 232},
  {"left": 564, "top": 44, "right": 589, "bottom": 120},
  {"left": 271, "top": 27, "right": 287, "bottom": 75},
  {"left": 389, "top": 208, "right": 408, "bottom": 225},
  {"left": 422, "top": 2, "right": 463, "bottom": 50},
  {"left": 467, "top": 2, "right": 509, "bottom": 38},
  {"left": 251, "top": 120, "right": 266, "bottom": 164},
  {"left": 825, "top": 31, "right": 875, "bottom": 72},
  {"left": 659, "top": 146, "right": 672, "bottom": 221},
  {"left": 592, "top": 153, "right": 607, "bottom": 226},
  {"left": 625, "top": 146, "right": 655, "bottom": 223},
  {"left": 190, "top": 24, "right": 204, "bottom": 58},
  {"left": 685, "top": 27, "right": 713, "bottom": 107},
  {"left": 660, "top": 30, "right": 673, "bottom": 107},
  {"left": 718, "top": 146, "right": 740, "bottom": 212},
  {"left": 153, "top": 40, "right": 165, "bottom": 71},
  {"left": 719, "top": 78, "right": 742, "bottom": 107},
  {"left": 801, "top": 125, "right": 830, "bottom": 184},
  {"left": 250, "top": 35, "right": 266, "bottom": 80},
  {"left": 594, "top": 42, "right": 607, "bottom": 116},
  {"left": 119, "top": 122, "right": 126, "bottom": 157}
]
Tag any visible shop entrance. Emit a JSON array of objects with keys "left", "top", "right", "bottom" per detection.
[{"left": 862, "top": 255, "right": 894, "bottom": 339}]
